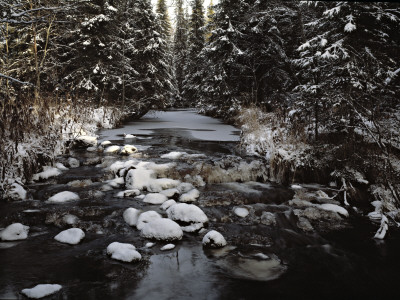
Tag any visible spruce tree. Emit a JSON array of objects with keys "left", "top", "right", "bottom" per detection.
[
  {"left": 173, "top": 0, "right": 189, "bottom": 106},
  {"left": 182, "top": 0, "right": 205, "bottom": 106}
]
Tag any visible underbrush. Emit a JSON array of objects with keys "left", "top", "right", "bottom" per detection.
[{"left": 0, "top": 96, "right": 123, "bottom": 196}]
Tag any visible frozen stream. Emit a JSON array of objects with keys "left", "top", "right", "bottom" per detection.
[{"left": 1, "top": 109, "right": 399, "bottom": 299}]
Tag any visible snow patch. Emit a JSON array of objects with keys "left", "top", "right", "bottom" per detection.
[
  {"left": 32, "top": 167, "right": 61, "bottom": 181},
  {"left": 123, "top": 208, "right": 141, "bottom": 226},
  {"left": 48, "top": 191, "right": 79, "bottom": 203},
  {"left": 21, "top": 284, "right": 62, "bottom": 299},
  {"left": 54, "top": 228, "right": 85, "bottom": 245},
  {"left": 202, "top": 230, "right": 227, "bottom": 248},
  {"left": 141, "top": 219, "right": 183, "bottom": 241},
  {"left": 107, "top": 242, "right": 141, "bottom": 262},
  {"left": 167, "top": 203, "right": 208, "bottom": 224},
  {"left": 0, "top": 223, "right": 29, "bottom": 241},
  {"left": 160, "top": 244, "right": 175, "bottom": 251}
]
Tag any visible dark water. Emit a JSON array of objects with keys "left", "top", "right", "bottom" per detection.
[{"left": 1, "top": 110, "right": 399, "bottom": 299}]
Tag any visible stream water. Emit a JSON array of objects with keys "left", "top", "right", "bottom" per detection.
[{"left": 1, "top": 109, "right": 399, "bottom": 299}]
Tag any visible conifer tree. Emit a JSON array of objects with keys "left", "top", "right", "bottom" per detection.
[
  {"left": 156, "top": 0, "right": 172, "bottom": 40},
  {"left": 173, "top": 0, "right": 189, "bottom": 106},
  {"left": 182, "top": 0, "right": 205, "bottom": 106}
]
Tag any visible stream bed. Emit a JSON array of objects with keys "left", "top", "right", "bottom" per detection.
[{"left": 1, "top": 109, "right": 399, "bottom": 299}]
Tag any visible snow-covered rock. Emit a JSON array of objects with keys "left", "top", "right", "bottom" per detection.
[
  {"left": 0, "top": 223, "right": 29, "bottom": 241},
  {"left": 160, "top": 200, "right": 177, "bottom": 211},
  {"left": 124, "top": 134, "right": 136, "bottom": 139},
  {"left": 123, "top": 208, "right": 141, "bottom": 226},
  {"left": 318, "top": 204, "right": 349, "bottom": 217},
  {"left": 202, "top": 230, "right": 227, "bottom": 248},
  {"left": 54, "top": 228, "right": 85, "bottom": 245},
  {"left": 291, "top": 184, "right": 303, "bottom": 190},
  {"left": 179, "top": 189, "right": 200, "bottom": 203},
  {"left": 181, "top": 222, "right": 204, "bottom": 233},
  {"left": 160, "top": 188, "right": 180, "bottom": 198},
  {"left": 104, "top": 145, "right": 121, "bottom": 154},
  {"left": 21, "top": 284, "right": 62, "bottom": 299},
  {"left": 234, "top": 207, "right": 249, "bottom": 218},
  {"left": 143, "top": 193, "right": 168, "bottom": 205},
  {"left": 68, "top": 157, "right": 80, "bottom": 168},
  {"left": 55, "top": 162, "right": 68, "bottom": 170},
  {"left": 106, "top": 242, "right": 141, "bottom": 262},
  {"left": 161, "top": 151, "right": 187, "bottom": 159},
  {"left": 120, "top": 145, "right": 138, "bottom": 155},
  {"left": 62, "top": 214, "right": 78, "bottom": 225},
  {"left": 126, "top": 169, "right": 155, "bottom": 190},
  {"left": 101, "top": 140, "right": 112, "bottom": 146},
  {"left": 107, "top": 177, "right": 125, "bottom": 188},
  {"left": 48, "top": 191, "right": 79, "bottom": 203},
  {"left": 5, "top": 183, "right": 27, "bottom": 200},
  {"left": 167, "top": 203, "right": 208, "bottom": 224},
  {"left": 160, "top": 244, "right": 175, "bottom": 251},
  {"left": 136, "top": 211, "right": 162, "bottom": 230},
  {"left": 148, "top": 178, "right": 181, "bottom": 193},
  {"left": 32, "top": 167, "right": 61, "bottom": 181},
  {"left": 116, "top": 189, "right": 141, "bottom": 198},
  {"left": 76, "top": 135, "right": 98, "bottom": 147},
  {"left": 145, "top": 242, "right": 155, "bottom": 248},
  {"left": 177, "top": 182, "right": 195, "bottom": 193},
  {"left": 141, "top": 219, "right": 183, "bottom": 241}
]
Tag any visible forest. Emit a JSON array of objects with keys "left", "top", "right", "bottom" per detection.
[{"left": 1, "top": 1, "right": 400, "bottom": 234}]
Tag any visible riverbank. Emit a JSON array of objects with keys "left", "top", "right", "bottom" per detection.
[
  {"left": 1, "top": 104, "right": 123, "bottom": 201},
  {"left": 230, "top": 106, "right": 399, "bottom": 238}
]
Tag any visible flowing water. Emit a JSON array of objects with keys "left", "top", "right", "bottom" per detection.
[{"left": 1, "top": 109, "right": 399, "bottom": 299}]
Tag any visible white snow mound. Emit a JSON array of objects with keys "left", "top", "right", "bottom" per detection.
[
  {"left": 120, "top": 145, "right": 137, "bottom": 155},
  {"left": 177, "top": 182, "right": 195, "bottom": 193},
  {"left": 141, "top": 218, "right": 183, "bottom": 241},
  {"left": 21, "top": 284, "right": 62, "bottom": 299},
  {"left": 143, "top": 193, "right": 168, "bottom": 204},
  {"left": 167, "top": 203, "right": 208, "bottom": 224},
  {"left": 160, "top": 199, "right": 177, "bottom": 211},
  {"left": 32, "top": 167, "right": 61, "bottom": 181},
  {"left": 318, "top": 204, "right": 349, "bottom": 217},
  {"left": 107, "top": 242, "right": 141, "bottom": 262},
  {"left": 136, "top": 211, "right": 162, "bottom": 230},
  {"left": 0, "top": 223, "right": 29, "bottom": 241},
  {"left": 104, "top": 145, "right": 121, "bottom": 153},
  {"left": 48, "top": 191, "right": 79, "bottom": 203},
  {"left": 179, "top": 188, "right": 200, "bottom": 202},
  {"left": 202, "top": 230, "right": 227, "bottom": 248},
  {"left": 123, "top": 208, "right": 141, "bottom": 226},
  {"left": 160, "top": 244, "right": 175, "bottom": 251},
  {"left": 234, "top": 207, "right": 249, "bottom": 218},
  {"left": 54, "top": 228, "right": 85, "bottom": 245},
  {"left": 160, "top": 188, "right": 180, "bottom": 198}
]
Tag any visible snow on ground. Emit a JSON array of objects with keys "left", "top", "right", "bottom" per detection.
[
  {"left": 107, "top": 242, "right": 141, "bottom": 262},
  {"left": 54, "top": 228, "right": 85, "bottom": 245},
  {"left": 32, "top": 167, "right": 61, "bottom": 181},
  {"left": 160, "top": 200, "right": 177, "bottom": 211},
  {"left": 179, "top": 189, "right": 200, "bottom": 203},
  {"left": 202, "top": 230, "right": 227, "bottom": 248},
  {"left": 48, "top": 191, "right": 80, "bottom": 203},
  {"left": 234, "top": 207, "right": 249, "bottom": 218},
  {"left": 0, "top": 223, "right": 29, "bottom": 241},
  {"left": 160, "top": 244, "right": 175, "bottom": 251},
  {"left": 143, "top": 193, "right": 168, "bottom": 205},
  {"left": 21, "top": 284, "right": 62, "bottom": 299},
  {"left": 141, "top": 218, "right": 183, "bottom": 241},
  {"left": 136, "top": 211, "right": 162, "bottom": 230},
  {"left": 123, "top": 208, "right": 141, "bottom": 226},
  {"left": 167, "top": 203, "right": 208, "bottom": 224}
]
